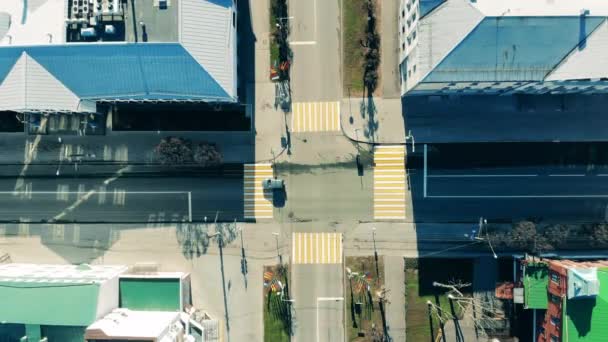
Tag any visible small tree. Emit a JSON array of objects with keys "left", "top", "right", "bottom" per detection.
[
  {"left": 592, "top": 223, "right": 608, "bottom": 247},
  {"left": 506, "top": 221, "right": 552, "bottom": 254}
]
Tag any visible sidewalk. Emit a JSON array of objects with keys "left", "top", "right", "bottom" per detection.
[
  {"left": 341, "top": 96, "right": 405, "bottom": 144},
  {"left": 340, "top": 0, "right": 406, "bottom": 145},
  {"left": 384, "top": 256, "right": 406, "bottom": 341}
]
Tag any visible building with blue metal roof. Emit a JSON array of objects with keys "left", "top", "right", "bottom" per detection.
[
  {"left": 0, "top": 0, "right": 237, "bottom": 114},
  {"left": 399, "top": 0, "right": 608, "bottom": 96}
]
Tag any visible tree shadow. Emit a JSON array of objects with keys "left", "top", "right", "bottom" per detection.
[
  {"left": 175, "top": 223, "right": 211, "bottom": 260},
  {"left": 175, "top": 221, "right": 238, "bottom": 260},
  {"left": 359, "top": 96, "right": 379, "bottom": 143}
]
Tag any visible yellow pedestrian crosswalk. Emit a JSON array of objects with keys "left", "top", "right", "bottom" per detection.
[
  {"left": 243, "top": 163, "right": 274, "bottom": 220},
  {"left": 374, "top": 145, "right": 406, "bottom": 220},
  {"left": 292, "top": 232, "right": 343, "bottom": 264},
  {"left": 290, "top": 101, "right": 341, "bottom": 132}
]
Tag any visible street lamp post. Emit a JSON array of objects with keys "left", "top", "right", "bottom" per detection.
[
  {"left": 475, "top": 217, "right": 497, "bottom": 259},
  {"left": 405, "top": 130, "right": 415, "bottom": 152}
]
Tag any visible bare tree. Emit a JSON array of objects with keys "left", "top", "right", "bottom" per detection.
[{"left": 431, "top": 281, "right": 506, "bottom": 339}]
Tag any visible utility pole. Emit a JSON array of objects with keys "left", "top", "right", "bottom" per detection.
[{"left": 272, "top": 232, "right": 282, "bottom": 264}]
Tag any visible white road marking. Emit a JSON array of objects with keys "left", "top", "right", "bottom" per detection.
[
  {"left": 427, "top": 195, "right": 608, "bottom": 198},
  {"left": 548, "top": 174, "right": 585, "bottom": 177},
  {"left": 427, "top": 174, "right": 538, "bottom": 178},
  {"left": 289, "top": 41, "right": 317, "bottom": 45}
]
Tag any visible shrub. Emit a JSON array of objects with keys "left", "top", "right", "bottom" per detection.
[
  {"left": 155, "top": 137, "right": 223, "bottom": 166},
  {"left": 193, "top": 142, "right": 223, "bottom": 167},
  {"left": 155, "top": 136, "right": 193, "bottom": 164}
]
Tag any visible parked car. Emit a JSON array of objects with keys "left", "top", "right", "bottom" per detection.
[{"left": 262, "top": 178, "right": 284, "bottom": 190}]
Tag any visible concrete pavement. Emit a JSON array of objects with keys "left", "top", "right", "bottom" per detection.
[
  {"left": 292, "top": 264, "right": 344, "bottom": 342},
  {"left": 341, "top": 97, "right": 406, "bottom": 144},
  {"left": 380, "top": 0, "right": 402, "bottom": 100},
  {"left": 289, "top": 0, "right": 341, "bottom": 102},
  {"left": 339, "top": 0, "right": 407, "bottom": 145},
  {"left": 384, "top": 256, "right": 406, "bottom": 341}
]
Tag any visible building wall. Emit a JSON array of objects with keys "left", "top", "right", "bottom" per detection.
[
  {"left": 119, "top": 278, "right": 181, "bottom": 312},
  {"left": 538, "top": 263, "right": 569, "bottom": 342},
  {"left": 96, "top": 276, "right": 120, "bottom": 320},
  {"left": 41, "top": 325, "right": 86, "bottom": 342}
]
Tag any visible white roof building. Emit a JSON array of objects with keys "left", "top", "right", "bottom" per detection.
[
  {"left": 85, "top": 309, "right": 183, "bottom": 342},
  {"left": 400, "top": 0, "right": 608, "bottom": 96}
]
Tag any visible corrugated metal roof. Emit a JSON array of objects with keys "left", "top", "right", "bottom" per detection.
[
  {"left": 565, "top": 269, "right": 608, "bottom": 341},
  {"left": 523, "top": 263, "right": 548, "bottom": 309},
  {"left": 0, "top": 51, "right": 24, "bottom": 110},
  {"left": 0, "top": 47, "right": 21, "bottom": 84},
  {"left": 420, "top": 0, "right": 447, "bottom": 18},
  {"left": 414, "top": 0, "right": 483, "bottom": 88},
  {"left": 423, "top": 16, "right": 605, "bottom": 83},
  {"left": 26, "top": 43, "right": 231, "bottom": 101},
  {"left": 180, "top": 0, "right": 236, "bottom": 98},
  {"left": 547, "top": 19, "right": 608, "bottom": 81},
  {"left": 0, "top": 52, "right": 86, "bottom": 112},
  {"left": 0, "top": 280, "right": 100, "bottom": 326},
  {"left": 206, "top": 0, "right": 233, "bottom": 7}
]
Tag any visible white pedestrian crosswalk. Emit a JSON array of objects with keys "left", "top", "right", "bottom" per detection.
[
  {"left": 290, "top": 101, "right": 341, "bottom": 132},
  {"left": 374, "top": 145, "right": 406, "bottom": 220},
  {"left": 292, "top": 232, "right": 343, "bottom": 264},
  {"left": 244, "top": 163, "right": 274, "bottom": 220}
]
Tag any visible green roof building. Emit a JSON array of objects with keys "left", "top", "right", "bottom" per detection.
[
  {"left": 524, "top": 262, "right": 549, "bottom": 310},
  {"left": 0, "top": 263, "right": 127, "bottom": 342}
]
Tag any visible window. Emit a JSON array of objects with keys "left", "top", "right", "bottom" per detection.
[
  {"left": 550, "top": 316, "right": 561, "bottom": 326},
  {"left": 551, "top": 294, "right": 561, "bottom": 304},
  {"left": 550, "top": 334, "right": 559, "bottom": 342},
  {"left": 551, "top": 273, "right": 560, "bottom": 283}
]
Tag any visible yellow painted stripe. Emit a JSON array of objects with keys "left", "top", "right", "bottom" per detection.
[{"left": 335, "top": 102, "right": 340, "bottom": 131}]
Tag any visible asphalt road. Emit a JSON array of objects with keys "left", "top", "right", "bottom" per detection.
[
  {"left": 292, "top": 264, "right": 344, "bottom": 342},
  {"left": 277, "top": 163, "right": 373, "bottom": 222},
  {"left": 289, "top": 0, "right": 341, "bottom": 102},
  {"left": 403, "top": 94, "right": 608, "bottom": 143},
  {"left": 408, "top": 143, "right": 608, "bottom": 224},
  {"left": 0, "top": 166, "right": 245, "bottom": 222}
]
